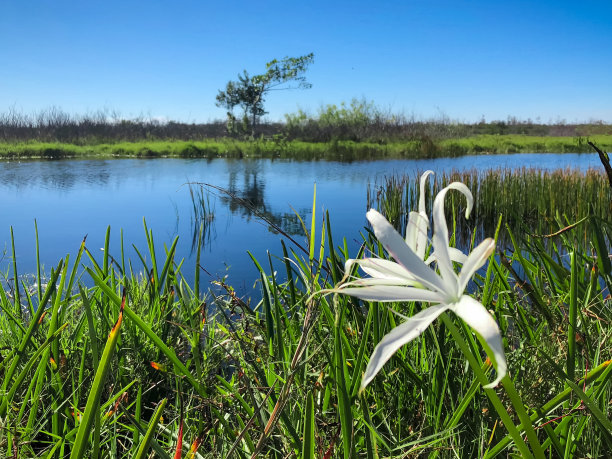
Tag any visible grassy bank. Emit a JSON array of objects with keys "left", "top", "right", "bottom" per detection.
[
  {"left": 1, "top": 180, "right": 611, "bottom": 457},
  {"left": 1, "top": 134, "right": 611, "bottom": 160}
]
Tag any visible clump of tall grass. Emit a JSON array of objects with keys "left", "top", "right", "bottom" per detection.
[
  {"left": 437, "top": 134, "right": 612, "bottom": 156},
  {"left": 368, "top": 167, "right": 611, "bottom": 242},
  {"left": 187, "top": 182, "right": 216, "bottom": 253},
  {"left": 0, "top": 185, "right": 610, "bottom": 457}
]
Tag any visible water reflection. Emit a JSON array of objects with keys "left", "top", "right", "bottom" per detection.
[
  {"left": 187, "top": 179, "right": 310, "bottom": 252},
  {"left": 226, "top": 160, "right": 267, "bottom": 220},
  {"left": 186, "top": 158, "right": 311, "bottom": 252},
  {"left": 0, "top": 160, "right": 112, "bottom": 190},
  {"left": 1, "top": 153, "right": 601, "bottom": 191}
]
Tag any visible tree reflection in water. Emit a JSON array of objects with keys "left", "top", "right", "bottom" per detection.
[{"left": 186, "top": 163, "right": 311, "bottom": 254}]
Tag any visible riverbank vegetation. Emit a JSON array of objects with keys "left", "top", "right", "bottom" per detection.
[
  {"left": 1, "top": 104, "right": 612, "bottom": 159},
  {"left": 1, "top": 173, "right": 610, "bottom": 457},
  {"left": 2, "top": 135, "right": 612, "bottom": 160},
  {"left": 368, "top": 167, "right": 612, "bottom": 241}
]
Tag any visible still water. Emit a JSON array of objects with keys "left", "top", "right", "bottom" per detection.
[{"left": 0, "top": 153, "right": 601, "bottom": 297}]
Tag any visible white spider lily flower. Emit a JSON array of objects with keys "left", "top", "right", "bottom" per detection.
[
  {"left": 338, "top": 184, "right": 506, "bottom": 390},
  {"left": 347, "top": 175, "right": 469, "bottom": 290},
  {"left": 405, "top": 171, "right": 468, "bottom": 266}
]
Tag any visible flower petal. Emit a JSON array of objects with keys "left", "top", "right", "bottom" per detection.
[
  {"left": 415, "top": 212, "right": 429, "bottom": 259},
  {"left": 340, "top": 277, "right": 422, "bottom": 288},
  {"left": 431, "top": 183, "right": 474, "bottom": 295},
  {"left": 424, "top": 247, "right": 468, "bottom": 266},
  {"left": 405, "top": 211, "right": 429, "bottom": 258},
  {"left": 432, "top": 229, "right": 459, "bottom": 297},
  {"left": 356, "top": 258, "right": 417, "bottom": 282},
  {"left": 414, "top": 171, "right": 434, "bottom": 258},
  {"left": 361, "top": 304, "right": 451, "bottom": 389},
  {"left": 418, "top": 170, "right": 434, "bottom": 215},
  {"left": 447, "top": 182, "right": 474, "bottom": 220},
  {"left": 366, "top": 209, "right": 446, "bottom": 292},
  {"left": 457, "top": 238, "right": 495, "bottom": 293},
  {"left": 432, "top": 182, "right": 474, "bottom": 247},
  {"left": 451, "top": 296, "right": 507, "bottom": 388},
  {"left": 448, "top": 247, "right": 468, "bottom": 264},
  {"left": 405, "top": 211, "right": 419, "bottom": 250},
  {"left": 337, "top": 285, "right": 443, "bottom": 303}
]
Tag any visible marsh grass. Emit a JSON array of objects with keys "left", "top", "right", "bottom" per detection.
[
  {"left": 1, "top": 134, "right": 612, "bottom": 160},
  {"left": 187, "top": 183, "right": 216, "bottom": 254},
  {"left": 368, "top": 167, "right": 611, "bottom": 245},
  {"left": 0, "top": 185, "right": 611, "bottom": 457}
]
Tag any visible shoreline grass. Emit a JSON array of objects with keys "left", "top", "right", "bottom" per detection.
[
  {"left": 368, "top": 167, "right": 612, "bottom": 242},
  {"left": 0, "top": 134, "right": 611, "bottom": 160}
]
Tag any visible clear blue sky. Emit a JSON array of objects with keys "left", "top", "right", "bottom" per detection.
[{"left": 2, "top": 0, "right": 611, "bottom": 123}]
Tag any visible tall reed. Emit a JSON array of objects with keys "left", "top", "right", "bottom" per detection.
[{"left": 368, "top": 167, "right": 611, "bottom": 243}]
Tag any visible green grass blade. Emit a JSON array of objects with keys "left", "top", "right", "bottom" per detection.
[
  {"left": 538, "top": 350, "right": 612, "bottom": 443},
  {"left": 79, "top": 285, "right": 99, "bottom": 366},
  {"left": 85, "top": 267, "right": 207, "bottom": 398},
  {"left": 309, "top": 183, "right": 317, "bottom": 264},
  {"left": 349, "top": 301, "right": 373, "bottom": 398},
  {"left": 10, "top": 226, "right": 21, "bottom": 320},
  {"left": 334, "top": 302, "right": 354, "bottom": 459},
  {"left": 158, "top": 236, "right": 179, "bottom": 294},
  {"left": 0, "top": 260, "right": 63, "bottom": 414},
  {"left": 70, "top": 290, "right": 126, "bottom": 459},
  {"left": 3, "top": 323, "right": 68, "bottom": 411},
  {"left": 133, "top": 398, "right": 167, "bottom": 459},
  {"left": 301, "top": 391, "right": 315, "bottom": 459},
  {"left": 567, "top": 250, "right": 578, "bottom": 382}
]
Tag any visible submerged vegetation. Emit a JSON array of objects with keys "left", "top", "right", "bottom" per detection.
[{"left": 1, "top": 170, "right": 611, "bottom": 456}]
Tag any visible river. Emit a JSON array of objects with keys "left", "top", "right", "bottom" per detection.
[{"left": 0, "top": 153, "right": 602, "bottom": 297}]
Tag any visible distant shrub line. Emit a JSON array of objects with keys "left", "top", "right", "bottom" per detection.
[{"left": 1, "top": 103, "right": 612, "bottom": 145}]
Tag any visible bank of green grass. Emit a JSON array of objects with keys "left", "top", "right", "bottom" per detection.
[
  {"left": 1, "top": 134, "right": 611, "bottom": 160},
  {"left": 437, "top": 134, "right": 612, "bottom": 155},
  {"left": 1, "top": 179, "right": 611, "bottom": 457}
]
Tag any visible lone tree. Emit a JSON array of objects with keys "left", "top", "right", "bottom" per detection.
[{"left": 216, "top": 53, "right": 314, "bottom": 136}]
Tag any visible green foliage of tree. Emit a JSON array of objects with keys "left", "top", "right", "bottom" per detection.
[{"left": 216, "top": 53, "right": 314, "bottom": 136}]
